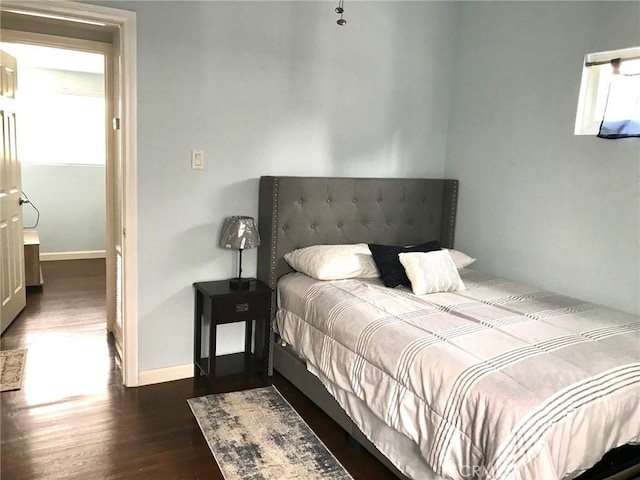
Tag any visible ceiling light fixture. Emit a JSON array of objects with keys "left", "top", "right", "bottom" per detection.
[{"left": 335, "top": 0, "right": 346, "bottom": 26}]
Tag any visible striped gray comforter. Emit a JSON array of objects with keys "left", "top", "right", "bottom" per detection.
[{"left": 275, "top": 270, "right": 640, "bottom": 480}]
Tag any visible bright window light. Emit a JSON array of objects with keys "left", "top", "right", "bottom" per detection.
[
  {"left": 0, "top": 42, "right": 105, "bottom": 165},
  {"left": 575, "top": 46, "right": 640, "bottom": 135},
  {"left": 19, "top": 92, "right": 106, "bottom": 166}
]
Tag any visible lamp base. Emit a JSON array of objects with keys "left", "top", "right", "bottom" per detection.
[{"left": 229, "top": 277, "right": 253, "bottom": 290}]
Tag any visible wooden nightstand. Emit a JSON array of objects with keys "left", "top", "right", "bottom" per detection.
[{"left": 193, "top": 279, "right": 272, "bottom": 388}]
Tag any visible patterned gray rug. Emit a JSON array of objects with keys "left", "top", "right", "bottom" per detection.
[
  {"left": 188, "top": 386, "right": 353, "bottom": 480},
  {"left": 0, "top": 348, "right": 26, "bottom": 392}
]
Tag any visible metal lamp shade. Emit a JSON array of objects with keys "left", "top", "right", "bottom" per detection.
[
  {"left": 220, "top": 216, "right": 260, "bottom": 289},
  {"left": 220, "top": 216, "right": 261, "bottom": 250}
]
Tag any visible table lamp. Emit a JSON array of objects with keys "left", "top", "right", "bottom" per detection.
[{"left": 220, "top": 216, "right": 261, "bottom": 289}]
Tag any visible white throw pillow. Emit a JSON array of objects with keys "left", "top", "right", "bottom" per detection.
[
  {"left": 398, "top": 250, "right": 465, "bottom": 295},
  {"left": 444, "top": 249, "right": 476, "bottom": 269},
  {"left": 284, "top": 244, "right": 379, "bottom": 280}
]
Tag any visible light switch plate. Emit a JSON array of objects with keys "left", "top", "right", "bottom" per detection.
[{"left": 191, "top": 149, "right": 205, "bottom": 170}]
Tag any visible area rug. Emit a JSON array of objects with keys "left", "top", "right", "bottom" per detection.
[
  {"left": 188, "top": 386, "right": 353, "bottom": 480},
  {"left": 0, "top": 348, "right": 26, "bottom": 392}
]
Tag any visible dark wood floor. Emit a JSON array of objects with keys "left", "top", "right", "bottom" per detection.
[
  {"left": 2, "top": 260, "right": 638, "bottom": 480},
  {"left": 0, "top": 259, "right": 397, "bottom": 480}
]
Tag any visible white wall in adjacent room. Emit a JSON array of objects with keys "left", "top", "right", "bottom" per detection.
[
  {"left": 15, "top": 65, "right": 106, "bottom": 255},
  {"left": 22, "top": 164, "right": 105, "bottom": 253}
]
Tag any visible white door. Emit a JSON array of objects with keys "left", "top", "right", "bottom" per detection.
[{"left": 0, "top": 49, "right": 25, "bottom": 333}]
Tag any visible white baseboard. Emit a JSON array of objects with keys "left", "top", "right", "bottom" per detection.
[
  {"left": 137, "top": 363, "right": 193, "bottom": 386},
  {"left": 40, "top": 250, "right": 107, "bottom": 261}
]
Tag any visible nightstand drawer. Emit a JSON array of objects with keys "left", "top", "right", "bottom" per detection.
[{"left": 213, "top": 294, "right": 270, "bottom": 324}]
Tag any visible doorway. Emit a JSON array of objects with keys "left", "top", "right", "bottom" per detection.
[
  {"left": 0, "top": 42, "right": 108, "bottom": 260},
  {"left": 0, "top": 2, "right": 138, "bottom": 386},
  {"left": 0, "top": 40, "right": 112, "bottom": 380}
]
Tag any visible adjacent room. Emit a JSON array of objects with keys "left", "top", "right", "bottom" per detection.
[{"left": 0, "top": 1, "right": 638, "bottom": 479}]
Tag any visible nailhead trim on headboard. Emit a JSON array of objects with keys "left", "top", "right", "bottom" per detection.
[
  {"left": 270, "top": 177, "right": 279, "bottom": 289},
  {"left": 449, "top": 180, "right": 458, "bottom": 247},
  {"left": 267, "top": 177, "right": 280, "bottom": 375}
]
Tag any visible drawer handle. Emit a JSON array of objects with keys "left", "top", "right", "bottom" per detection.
[{"left": 235, "top": 303, "right": 249, "bottom": 312}]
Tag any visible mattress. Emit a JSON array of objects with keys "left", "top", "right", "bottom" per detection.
[{"left": 275, "top": 269, "right": 640, "bottom": 480}]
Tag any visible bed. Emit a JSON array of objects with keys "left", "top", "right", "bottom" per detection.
[{"left": 256, "top": 176, "right": 640, "bottom": 480}]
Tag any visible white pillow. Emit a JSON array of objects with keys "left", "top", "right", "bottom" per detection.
[
  {"left": 444, "top": 249, "right": 476, "bottom": 269},
  {"left": 398, "top": 250, "right": 465, "bottom": 295},
  {"left": 284, "top": 244, "right": 379, "bottom": 280}
]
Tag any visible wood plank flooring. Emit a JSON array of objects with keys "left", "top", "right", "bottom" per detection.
[
  {"left": 1, "top": 259, "right": 638, "bottom": 480},
  {"left": 0, "top": 259, "right": 396, "bottom": 480}
]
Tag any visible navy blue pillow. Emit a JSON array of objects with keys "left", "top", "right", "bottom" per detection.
[{"left": 368, "top": 241, "right": 441, "bottom": 288}]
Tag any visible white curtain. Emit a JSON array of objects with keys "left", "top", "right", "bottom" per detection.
[{"left": 598, "top": 72, "right": 640, "bottom": 138}]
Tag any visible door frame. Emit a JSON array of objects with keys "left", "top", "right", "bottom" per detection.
[{"left": 0, "top": 1, "right": 139, "bottom": 387}]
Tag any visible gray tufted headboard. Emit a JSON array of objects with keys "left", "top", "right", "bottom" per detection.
[{"left": 257, "top": 176, "right": 458, "bottom": 290}]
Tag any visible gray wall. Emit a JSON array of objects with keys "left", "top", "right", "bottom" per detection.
[
  {"left": 88, "top": 0, "right": 638, "bottom": 373},
  {"left": 445, "top": 2, "right": 640, "bottom": 315},
  {"left": 94, "top": 1, "right": 459, "bottom": 370},
  {"left": 21, "top": 165, "right": 106, "bottom": 253}
]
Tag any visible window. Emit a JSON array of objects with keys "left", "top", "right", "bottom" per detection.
[
  {"left": 574, "top": 46, "right": 640, "bottom": 135},
  {"left": 0, "top": 42, "right": 105, "bottom": 165}
]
